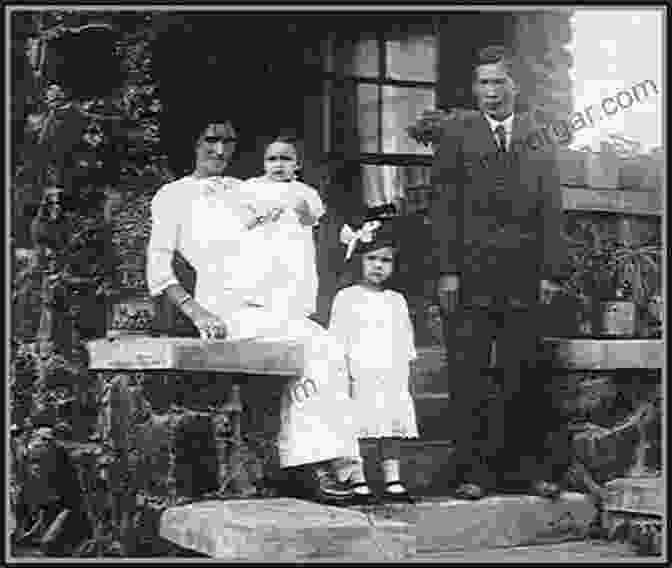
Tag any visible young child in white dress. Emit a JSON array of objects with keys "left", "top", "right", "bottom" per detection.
[
  {"left": 237, "top": 137, "right": 324, "bottom": 318},
  {"left": 329, "top": 205, "right": 419, "bottom": 504}
]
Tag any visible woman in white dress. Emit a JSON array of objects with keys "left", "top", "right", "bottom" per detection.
[
  {"left": 330, "top": 206, "right": 419, "bottom": 504},
  {"left": 145, "top": 118, "right": 359, "bottom": 504}
]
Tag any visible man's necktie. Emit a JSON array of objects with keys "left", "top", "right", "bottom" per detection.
[
  {"left": 494, "top": 124, "right": 507, "bottom": 153},
  {"left": 493, "top": 124, "right": 508, "bottom": 192}
]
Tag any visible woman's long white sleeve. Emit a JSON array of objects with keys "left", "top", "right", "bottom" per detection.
[{"left": 146, "top": 187, "right": 181, "bottom": 297}]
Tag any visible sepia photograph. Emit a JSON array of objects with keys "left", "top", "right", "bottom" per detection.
[{"left": 7, "top": 3, "right": 665, "bottom": 561}]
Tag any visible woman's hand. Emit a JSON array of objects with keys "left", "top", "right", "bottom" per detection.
[{"left": 182, "top": 299, "right": 229, "bottom": 340}]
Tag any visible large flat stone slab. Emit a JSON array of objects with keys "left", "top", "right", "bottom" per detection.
[
  {"left": 364, "top": 492, "right": 598, "bottom": 554},
  {"left": 159, "top": 498, "right": 411, "bottom": 560},
  {"left": 87, "top": 336, "right": 304, "bottom": 375},
  {"left": 160, "top": 493, "right": 597, "bottom": 559}
]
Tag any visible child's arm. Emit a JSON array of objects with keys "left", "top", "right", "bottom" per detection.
[
  {"left": 293, "top": 182, "right": 325, "bottom": 226},
  {"left": 398, "top": 293, "right": 418, "bottom": 361}
]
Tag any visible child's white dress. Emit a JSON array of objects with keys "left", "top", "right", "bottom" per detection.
[
  {"left": 329, "top": 285, "right": 419, "bottom": 439},
  {"left": 237, "top": 177, "right": 325, "bottom": 318}
]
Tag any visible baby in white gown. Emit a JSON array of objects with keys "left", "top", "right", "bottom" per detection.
[{"left": 238, "top": 138, "right": 325, "bottom": 318}]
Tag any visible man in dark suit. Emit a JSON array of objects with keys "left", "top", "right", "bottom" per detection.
[{"left": 430, "top": 45, "right": 570, "bottom": 500}]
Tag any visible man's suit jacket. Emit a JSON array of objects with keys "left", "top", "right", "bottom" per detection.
[{"left": 429, "top": 110, "right": 569, "bottom": 308}]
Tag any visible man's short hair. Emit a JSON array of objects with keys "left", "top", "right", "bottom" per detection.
[{"left": 474, "top": 45, "right": 515, "bottom": 81}]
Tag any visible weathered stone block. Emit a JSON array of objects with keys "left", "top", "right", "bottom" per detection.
[
  {"left": 604, "top": 476, "right": 663, "bottom": 515},
  {"left": 359, "top": 493, "right": 598, "bottom": 554},
  {"left": 159, "top": 498, "right": 411, "bottom": 560}
]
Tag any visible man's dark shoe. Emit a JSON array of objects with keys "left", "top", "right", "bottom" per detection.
[
  {"left": 531, "top": 480, "right": 562, "bottom": 500},
  {"left": 455, "top": 482, "right": 486, "bottom": 500}
]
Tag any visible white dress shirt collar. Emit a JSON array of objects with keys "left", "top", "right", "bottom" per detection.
[
  {"left": 484, "top": 112, "right": 514, "bottom": 134},
  {"left": 484, "top": 112, "right": 514, "bottom": 150}
]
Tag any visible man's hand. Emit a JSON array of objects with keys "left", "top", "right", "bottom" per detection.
[
  {"left": 438, "top": 274, "right": 460, "bottom": 292},
  {"left": 540, "top": 279, "right": 564, "bottom": 304},
  {"left": 437, "top": 274, "right": 460, "bottom": 313}
]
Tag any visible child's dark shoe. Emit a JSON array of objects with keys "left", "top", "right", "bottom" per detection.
[
  {"left": 382, "top": 481, "right": 415, "bottom": 504},
  {"left": 348, "top": 482, "right": 381, "bottom": 506},
  {"left": 454, "top": 482, "right": 486, "bottom": 500}
]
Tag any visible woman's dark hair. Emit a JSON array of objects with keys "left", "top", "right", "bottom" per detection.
[
  {"left": 189, "top": 116, "right": 237, "bottom": 149},
  {"left": 165, "top": 115, "right": 237, "bottom": 176}
]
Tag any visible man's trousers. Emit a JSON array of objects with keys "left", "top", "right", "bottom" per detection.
[{"left": 441, "top": 300, "right": 570, "bottom": 491}]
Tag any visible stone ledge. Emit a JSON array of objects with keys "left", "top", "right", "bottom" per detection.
[
  {"left": 561, "top": 186, "right": 661, "bottom": 215},
  {"left": 543, "top": 338, "right": 664, "bottom": 370},
  {"left": 87, "top": 336, "right": 304, "bottom": 375},
  {"left": 159, "top": 493, "right": 598, "bottom": 559}
]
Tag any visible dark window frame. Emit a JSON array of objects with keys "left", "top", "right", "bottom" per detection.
[{"left": 321, "top": 27, "right": 438, "bottom": 206}]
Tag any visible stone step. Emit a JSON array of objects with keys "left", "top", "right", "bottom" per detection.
[
  {"left": 601, "top": 476, "right": 664, "bottom": 556},
  {"left": 158, "top": 498, "right": 412, "bottom": 560},
  {"left": 159, "top": 493, "right": 598, "bottom": 560},
  {"left": 603, "top": 475, "right": 663, "bottom": 516},
  {"left": 359, "top": 493, "right": 597, "bottom": 554}
]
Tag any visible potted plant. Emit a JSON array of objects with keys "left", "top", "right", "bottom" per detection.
[
  {"left": 611, "top": 240, "right": 662, "bottom": 338},
  {"left": 564, "top": 224, "right": 662, "bottom": 337}
]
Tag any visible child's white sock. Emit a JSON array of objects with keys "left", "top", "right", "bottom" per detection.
[
  {"left": 382, "top": 459, "right": 405, "bottom": 493},
  {"left": 333, "top": 458, "right": 371, "bottom": 494},
  {"left": 349, "top": 459, "right": 372, "bottom": 494},
  {"left": 331, "top": 457, "right": 355, "bottom": 483}
]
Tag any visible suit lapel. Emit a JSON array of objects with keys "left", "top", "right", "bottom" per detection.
[
  {"left": 473, "top": 113, "right": 499, "bottom": 154},
  {"left": 511, "top": 111, "right": 537, "bottom": 154}
]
